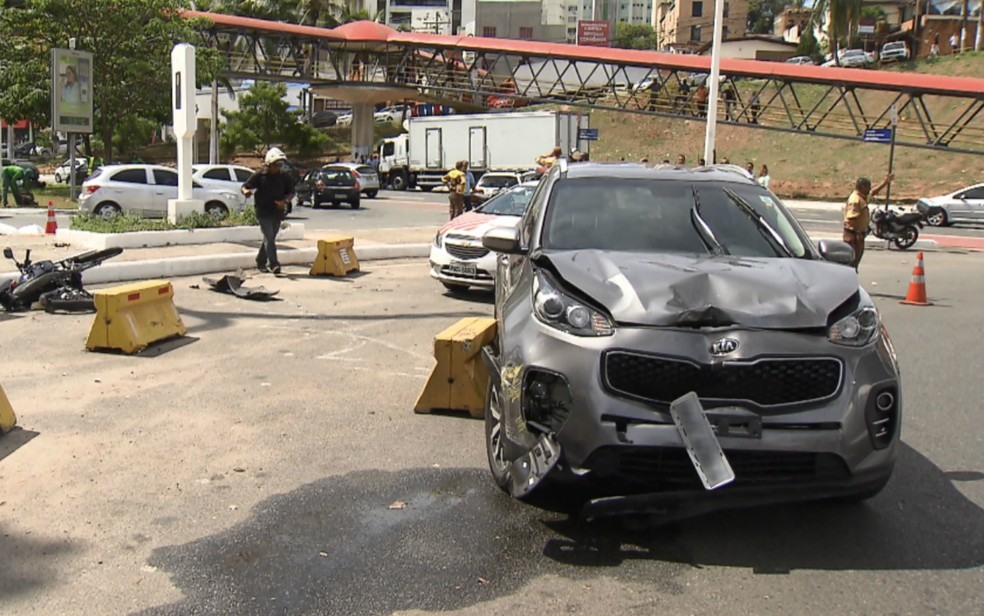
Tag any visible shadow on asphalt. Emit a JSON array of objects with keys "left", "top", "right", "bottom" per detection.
[
  {"left": 137, "top": 443, "right": 984, "bottom": 615},
  {"left": 0, "top": 427, "right": 39, "bottom": 464},
  {"left": 0, "top": 521, "right": 80, "bottom": 601}
]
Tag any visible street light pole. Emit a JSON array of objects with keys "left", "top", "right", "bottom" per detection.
[{"left": 702, "top": 0, "right": 726, "bottom": 163}]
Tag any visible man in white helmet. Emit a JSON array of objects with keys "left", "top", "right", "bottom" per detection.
[{"left": 242, "top": 147, "right": 295, "bottom": 274}]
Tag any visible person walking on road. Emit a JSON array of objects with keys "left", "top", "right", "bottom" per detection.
[
  {"left": 1, "top": 163, "right": 27, "bottom": 207},
  {"left": 843, "top": 174, "right": 894, "bottom": 271},
  {"left": 242, "top": 147, "right": 295, "bottom": 274},
  {"left": 442, "top": 160, "right": 466, "bottom": 220}
]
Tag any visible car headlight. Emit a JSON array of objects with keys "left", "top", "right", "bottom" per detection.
[
  {"left": 533, "top": 271, "right": 614, "bottom": 337},
  {"left": 433, "top": 232, "right": 443, "bottom": 248},
  {"left": 828, "top": 306, "right": 879, "bottom": 346}
]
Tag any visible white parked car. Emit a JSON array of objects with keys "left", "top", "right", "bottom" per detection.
[
  {"left": 322, "top": 162, "right": 380, "bottom": 198},
  {"left": 54, "top": 157, "right": 89, "bottom": 183},
  {"left": 79, "top": 164, "right": 245, "bottom": 220},
  {"left": 880, "top": 41, "right": 910, "bottom": 63},
  {"left": 374, "top": 106, "right": 406, "bottom": 123},
  {"left": 785, "top": 55, "right": 815, "bottom": 65},
  {"left": 336, "top": 112, "right": 353, "bottom": 127},
  {"left": 430, "top": 180, "right": 539, "bottom": 292},
  {"left": 822, "top": 49, "right": 874, "bottom": 68},
  {"left": 192, "top": 163, "right": 255, "bottom": 205}
]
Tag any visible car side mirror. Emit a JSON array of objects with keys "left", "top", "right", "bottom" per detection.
[
  {"left": 483, "top": 226, "right": 526, "bottom": 255},
  {"left": 956, "top": 194, "right": 966, "bottom": 200},
  {"left": 817, "top": 239, "right": 855, "bottom": 265},
  {"left": 3, "top": 248, "right": 13, "bottom": 259}
]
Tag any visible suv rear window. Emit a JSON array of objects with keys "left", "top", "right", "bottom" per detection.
[{"left": 480, "top": 176, "right": 518, "bottom": 188}]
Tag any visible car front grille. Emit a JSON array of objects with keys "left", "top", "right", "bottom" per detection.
[
  {"left": 584, "top": 447, "right": 850, "bottom": 491},
  {"left": 603, "top": 352, "right": 842, "bottom": 409},
  {"left": 446, "top": 244, "right": 490, "bottom": 260}
]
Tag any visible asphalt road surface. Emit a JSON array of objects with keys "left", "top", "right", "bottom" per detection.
[{"left": 1, "top": 249, "right": 983, "bottom": 615}]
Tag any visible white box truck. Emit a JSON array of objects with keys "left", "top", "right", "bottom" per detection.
[{"left": 377, "top": 110, "right": 590, "bottom": 191}]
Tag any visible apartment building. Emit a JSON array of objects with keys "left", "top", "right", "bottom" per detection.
[{"left": 656, "top": 0, "right": 749, "bottom": 50}]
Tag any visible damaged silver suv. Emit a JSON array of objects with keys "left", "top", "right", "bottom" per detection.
[{"left": 481, "top": 162, "right": 901, "bottom": 519}]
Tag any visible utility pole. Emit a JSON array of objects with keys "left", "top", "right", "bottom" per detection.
[{"left": 976, "top": 0, "right": 983, "bottom": 51}]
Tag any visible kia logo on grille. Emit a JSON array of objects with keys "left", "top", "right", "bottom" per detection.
[{"left": 711, "top": 338, "right": 740, "bottom": 356}]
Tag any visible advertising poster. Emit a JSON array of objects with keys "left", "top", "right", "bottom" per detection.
[{"left": 51, "top": 48, "right": 94, "bottom": 133}]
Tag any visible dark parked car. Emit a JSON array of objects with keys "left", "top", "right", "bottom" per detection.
[
  {"left": 311, "top": 111, "right": 338, "bottom": 128},
  {"left": 480, "top": 162, "right": 901, "bottom": 520},
  {"left": 307, "top": 167, "right": 361, "bottom": 209}
]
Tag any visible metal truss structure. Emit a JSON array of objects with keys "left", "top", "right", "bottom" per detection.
[{"left": 187, "top": 11, "right": 984, "bottom": 155}]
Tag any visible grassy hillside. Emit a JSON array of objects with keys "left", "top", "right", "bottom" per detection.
[{"left": 589, "top": 53, "right": 984, "bottom": 200}]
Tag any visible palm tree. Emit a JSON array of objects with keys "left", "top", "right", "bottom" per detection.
[{"left": 811, "top": 0, "right": 863, "bottom": 64}]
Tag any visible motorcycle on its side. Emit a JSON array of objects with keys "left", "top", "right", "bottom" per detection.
[
  {"left": 869, "top": 205, "right": 926, "bottom": 250},
  {"left": 0, "top": 246, "right": 123, "bottom": 313}
]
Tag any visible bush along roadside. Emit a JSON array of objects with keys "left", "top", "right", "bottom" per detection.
[{"left": 69, "top": 207, "right": 269, "bottom": 233}]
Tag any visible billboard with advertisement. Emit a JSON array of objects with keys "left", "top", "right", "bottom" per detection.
[
  {"left": 577, "top": 20, "right": 610, "bottom": 47},
  {"left": 51, "top": 48, "right": 94, "bottom": 133}
]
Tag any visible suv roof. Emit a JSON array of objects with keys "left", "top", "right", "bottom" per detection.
[{"left": 560, "top": 162, "right": 759, "bottom": 185}]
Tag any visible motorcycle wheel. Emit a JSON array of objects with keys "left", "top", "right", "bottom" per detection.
[
  {"left": 893, "top": 226, "right": 919, "bottom": 250},
  {"left": 42, "top": 289, "right": 95, "bottom": 313}
]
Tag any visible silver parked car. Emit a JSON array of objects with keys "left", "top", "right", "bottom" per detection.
[
  {"left": 79, "top": 164, "right": 245, "bottom": 219},
  {"left": 481, "top": 162, "right": 901, "bottom": 519},
  {"left": 322, "top": 162, "right": 380, "bottom": 198},
  {"left": 916, "top": 182, "right": 984, "bottom": 227},
  {"left": 192, "top": 163, "right": 257, "bottom": 207}
]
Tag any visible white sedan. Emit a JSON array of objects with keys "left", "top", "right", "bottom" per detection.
[
  {"left": 79, "top": 164, "right": 245, "bottom": 220},
  {"left": 192, "top": 163, "right": 255, "bottom": 205},
  {"left": 429, "top": 181, "right": 538, "bottom": 292}
]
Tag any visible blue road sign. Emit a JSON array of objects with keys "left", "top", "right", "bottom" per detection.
[
  {"left": 578, "top": 128, "right": 599, "bottom": 141},
  {"left": 863, "top": 128, "right": 893, "bottom": 143}
]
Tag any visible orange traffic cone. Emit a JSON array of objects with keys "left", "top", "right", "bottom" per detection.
[
  {"left": 900, "top": 252, "right": 931, "bottom": 306},
  {"left": 45, "top": 201, "right": 58, "bottom": 235}
]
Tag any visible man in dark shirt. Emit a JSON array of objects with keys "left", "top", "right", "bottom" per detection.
[{"left": 242, "top": 147, "right": 295, "bottom": 274}]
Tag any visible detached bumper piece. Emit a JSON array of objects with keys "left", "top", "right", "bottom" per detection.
[
  {"left": 203, "top": 275, "right": 279, "bottom": 301},
  {"left": 670, "top": 392, "right": 735, "bottom": 490}
]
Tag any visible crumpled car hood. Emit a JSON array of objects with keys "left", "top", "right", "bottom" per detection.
[{"left": 543, "top": 250, "right": 858, "bottom": 329}]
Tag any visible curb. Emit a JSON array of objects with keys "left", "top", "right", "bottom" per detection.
[
  {"left": 79, "top": 243, "right": 432, "bottom": 285},
  {"left": 56, "top": 223, "right": 306, "bottom": 250}
]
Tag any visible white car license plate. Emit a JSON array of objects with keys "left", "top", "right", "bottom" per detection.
[{"left": 449, "top": 262, "right": 477, "bottom": 276}]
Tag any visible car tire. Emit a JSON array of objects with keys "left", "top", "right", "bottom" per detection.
[
  {"left": 485, "top": 380, "right": 512, "bottom": 492},
  {"left": 365, "top": 190, "right": 378, "bottom": 199},
  {"left": 442, "top": 282, "right": 469, "bottom": 293},
  {"left": 926, "top": 208, "right": 948, "bottom": 227},
  {"left": 350, "top": 198, "right": 360, "bottom": 209},
  {"left": 94, "top": 202, "right": 122, "bottom": 220},
  {"left": 205, "top": 201, "right": 229, "bottom": 219},
  {"left": 54, "top": 172, "right": 63, "bottom": 183}
]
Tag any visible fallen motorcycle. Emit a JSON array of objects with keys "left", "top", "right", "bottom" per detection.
[
  {"left": 0, "top": 246, "right": 123, "bottom": 313},
  {"left": 869, "top": 205, "right": 925, "bottom": 250}
]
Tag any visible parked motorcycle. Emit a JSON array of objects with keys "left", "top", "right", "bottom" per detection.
[
  {"left": 869, "top": 206, "right": 925, "bottom": 250},
  {"left": 0, "top": 246, "right": 123, "bottom": 313}
]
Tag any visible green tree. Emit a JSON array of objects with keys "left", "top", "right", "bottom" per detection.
[
  {"left": 747, "top": 0, "right": 791, "bottom": 35},
  {"left": 796, "top": 26, "right": 823, "bottom": 61},
  {"left": 220, "top": 82, "right": 326, "bottom": 157},
  {"left": 0, "top": 0, "right": 222, "bottom": 160},
  {"left": 811, "top": 0, "right": 863, "bottom": 64},
  {"left": 612, "top": 23, "right": 656, "bottom": 50}
]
